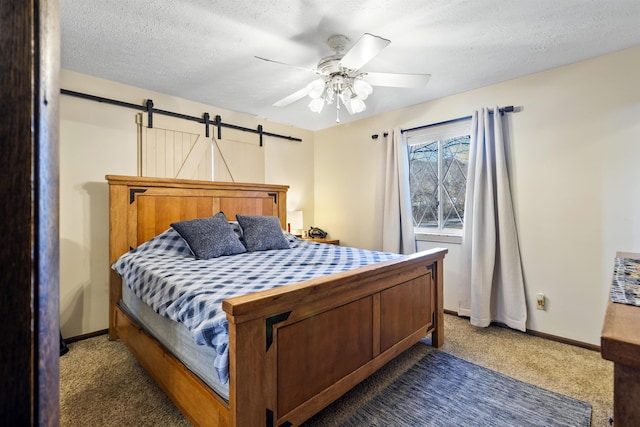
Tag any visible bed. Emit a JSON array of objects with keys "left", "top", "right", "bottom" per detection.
[{"left": 107, "top": 174, "right": 447, "bottom": 427}]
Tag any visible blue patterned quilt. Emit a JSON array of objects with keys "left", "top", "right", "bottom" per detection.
[{"left": 112, "top": 228, "right": 401, "bottom": 384}]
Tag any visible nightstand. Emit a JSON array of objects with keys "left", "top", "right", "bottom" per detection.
[{"left": 302, "top": 237, "right": 340, "bottom": 246}]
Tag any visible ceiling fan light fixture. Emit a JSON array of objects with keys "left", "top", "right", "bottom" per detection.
[
  {"left": 341, "top": 85, "right": 354, "bottom": 100},
  {"left": 338, "top": 91, "right": 351, "bottom": 112},
  {"left": 330, "top": 75, "right": 346, "bottom": 93},
  {"left": 307, "top": 78, "right": 325, "bottom": 99},
  {"left": 309, "top": 97, "right": 325, "bottom": 113},
  {"left": 350, "top": 97, "right": 366, "bottom": 113},
  {"left": 308, "top": 74, "right": 370, "bottom": 118},
  {"left": 325, "top": 87, "right": 335, "bottom": 104},
  {"left": 353, "top": 78, "right": 373, "bottom": 100},
  {"left": 261, "top": 32, "right": 430, "bottom": 121}
]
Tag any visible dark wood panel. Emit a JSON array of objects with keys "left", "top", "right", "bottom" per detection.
[
  {"left": 0, "top": 0, "right": 60, "bottom": 424},
  {"left": 613, "top": 363, "right": 640, "bottom": 425},
  {"left": 380, "top": 275, "right": 432, "bottom": 352},
  {"left": 276, "top": 297, "right": 374, "bottom": 414}
]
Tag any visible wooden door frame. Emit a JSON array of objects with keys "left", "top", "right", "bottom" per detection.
[{"left": 0, "top": 0, "right": 60, "bottom": 425}]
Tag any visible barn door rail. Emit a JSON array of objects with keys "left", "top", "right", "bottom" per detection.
[{"left": 60, "top": 89, "right": 302, "bottom": 145}]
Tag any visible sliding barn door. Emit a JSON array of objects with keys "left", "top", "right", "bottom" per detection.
[
  {"left": 138, "top": 113, "right": 265, "bottom": 183},
  {"left": 139, "top": 113, "right": 212, "bottom": 180},
  {"left": 211, "top": 127, "right": 265, "bottom": 183}
]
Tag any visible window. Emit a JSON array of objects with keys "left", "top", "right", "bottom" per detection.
[{"left": 406, "top": 119, "right": 471, "bottom": 239}]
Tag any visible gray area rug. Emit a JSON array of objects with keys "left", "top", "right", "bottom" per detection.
[{"left": 341, "top": 350, "right": 591, "bottom": 427}]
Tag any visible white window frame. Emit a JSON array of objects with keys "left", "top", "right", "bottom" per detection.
[{"left": 406, "top": 119, "right": 471, "bottom": 243}]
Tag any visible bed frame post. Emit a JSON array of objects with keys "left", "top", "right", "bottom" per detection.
[
  {"left": 431, "top": 256, "right": 445, "bottom": 347},
  {"left": 227, "top": 317, "right": 269, "bottom": 427},
  {"left": 107, "top": 181, "right": 129, "bottom": 340}
]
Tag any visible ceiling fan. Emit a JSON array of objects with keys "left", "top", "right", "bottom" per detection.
[{"left": 256, "top": 33, "right": 431, "bottom": 122}]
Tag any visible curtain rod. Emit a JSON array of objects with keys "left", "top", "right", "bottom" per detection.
[
  {"left": 400, "top": 105, "right": 515, "bottom": 134},
  {"left": 60, "top": 89, "right": 302, "bottom": 144}
]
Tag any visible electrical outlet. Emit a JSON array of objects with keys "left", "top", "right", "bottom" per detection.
[{"left": 536, "top": 293, "right": 546, "bottom": 310}]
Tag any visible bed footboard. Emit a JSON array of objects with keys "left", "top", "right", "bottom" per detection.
[{"left": 224, "top": 248, "right": 446, "bottom": 426}]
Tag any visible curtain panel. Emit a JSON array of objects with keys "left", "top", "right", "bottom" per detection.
[
  {"left": 380, "top": 129, "right": 416, "bottom": 255},
  {"left": 458, "top": 108, "right": 527, "bottom": 331}
]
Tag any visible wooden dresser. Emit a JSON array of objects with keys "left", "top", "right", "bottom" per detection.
[{"left": 601, "top": 251, "right": 640, "bottom": 426}]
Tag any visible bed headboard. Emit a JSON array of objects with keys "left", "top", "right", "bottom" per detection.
[{"left": 106, "top": 175, "right": 289, "bottom": 337}]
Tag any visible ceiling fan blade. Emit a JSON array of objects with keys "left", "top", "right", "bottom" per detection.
[
  {"left": 364, "top": 72, "right": 431, "bottom": 88},
  {"left": 255, "top": 56, "right": 318, "bottom": 73},
  {"left": 273, "top": 86, "right": 311, "bottom": 107},
  {"left": 339, "top": 33, "right": 390, "bottom": 70}
]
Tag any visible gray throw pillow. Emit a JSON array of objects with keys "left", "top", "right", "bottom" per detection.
[
  {"left": 236, "top": 215, "right": 290, "bottom": 252},
  {"left": 171, "top": 212, "right": 247, "bottom": 259}
]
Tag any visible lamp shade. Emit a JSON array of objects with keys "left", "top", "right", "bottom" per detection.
[{"left": 288, "top": 210, "right": 303, "bottom": 231}]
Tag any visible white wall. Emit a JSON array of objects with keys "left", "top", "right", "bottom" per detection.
[
  {"left": 59, "top": 70, "right": 315, "bottom": 338},
  {"left": 313, "top": 46, "right": 640, "bottom": 346}
]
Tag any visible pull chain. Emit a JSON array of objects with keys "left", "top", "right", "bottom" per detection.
[{"left": 336, "top": 93, "right": 341, "bottom": 123}]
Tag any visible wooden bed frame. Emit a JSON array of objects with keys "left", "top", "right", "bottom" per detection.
[{"left": 107, "top": 175, "right": 447, "bottom": 427}]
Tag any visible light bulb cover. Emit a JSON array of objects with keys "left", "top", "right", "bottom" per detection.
[
  {"left": 309, "top": 97, "right": 325, "bottom": 113},
  {"left": 325, "top": 87, "right": 335, "bottom": 104},
  {"left": 307, "top": 78, "right": 325, "bottom": 99},
  {"left": 353, "top": 78, "right": 373, "bottom": 100},
  {"left": 350, "top": 97, "right": 366, "bottom": 113}
]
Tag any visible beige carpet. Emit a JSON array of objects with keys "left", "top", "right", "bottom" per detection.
[{"left": 60, "top": 314, "right": 613, "bottom": 426}]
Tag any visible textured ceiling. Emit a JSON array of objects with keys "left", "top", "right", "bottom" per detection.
[{"left": 60, "top": 0, "right": 640, "bottom": 131}]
